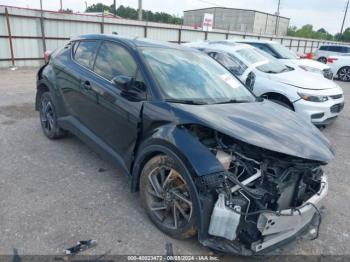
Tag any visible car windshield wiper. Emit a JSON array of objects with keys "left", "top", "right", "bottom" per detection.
[
  {"left": 214, "top": 99, "right": 250, "bottom": 104},
  {"left": 165, "top": 98, "right": 208, "bottom": 105}
]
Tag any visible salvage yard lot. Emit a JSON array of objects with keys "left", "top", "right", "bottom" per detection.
[{"left": 0, "top": 68, "right": 350, "bottom": 257}]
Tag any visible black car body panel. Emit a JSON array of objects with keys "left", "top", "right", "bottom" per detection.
[{"left": 36, "top": 34, "right": 334, "bottom": 255}]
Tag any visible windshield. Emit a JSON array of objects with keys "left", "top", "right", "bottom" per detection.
[
  {"left": 270, "top": 43, "right": 298, "bottom": 59},
  {"left": 141, "top": 48, "right": 255, "bottom": 104},
  {"left": 236, "top": 48, "right": 291, "bottom": 74}
]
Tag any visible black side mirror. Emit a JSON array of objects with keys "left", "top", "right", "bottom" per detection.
[
  {"left": 112, "top": 75, "right": 146, "bottom": 101},
  {"left": 112, "top": 75, "right": 133, "bottom": 90}
]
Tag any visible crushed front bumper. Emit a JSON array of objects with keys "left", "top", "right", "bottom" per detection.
[
  {"left": 252, "top": 174, "right": 328, "bottom": 252},
  {"left": 200, "top": 174, "right": 328, "bottom": 255}
]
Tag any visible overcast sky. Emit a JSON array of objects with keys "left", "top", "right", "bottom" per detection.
[{"left": 0, "top": 0, "right": 348, "bottom": 34}]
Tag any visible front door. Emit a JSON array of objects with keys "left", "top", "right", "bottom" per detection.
[{"left": 90, "top": 41, "right": 147, "bottom": 167}]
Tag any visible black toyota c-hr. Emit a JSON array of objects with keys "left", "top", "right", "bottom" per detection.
[{"left": 36, "top": 34, "right": 333, "bottom": 254}]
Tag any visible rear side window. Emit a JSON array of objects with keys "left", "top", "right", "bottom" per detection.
[
  {"left": 341, "top": 46, "right": 350, "bottom": 53},
  {"left": 74, "top": 41, "right": 99, "bottom": 69},
  {"left": 94, "top": 41, "right": 137, "bottom": 80},
  {"left": 251, "top": 43, "right": 278, "bottom": 58},
  {"left": 328, "top": 46, "right": 341, "bottom": 52},
  {"left": 214, "top": 52, "right": 247, "bottom": 76},
  {"left": 319, "top": 46, "right": 329, "bottom": 51}
]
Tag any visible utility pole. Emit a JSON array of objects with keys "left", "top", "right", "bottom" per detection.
[
  {"left": 39, "top": 0, "right": 46, "bottom": 52},
  {"left": 60, "top": 0, "right": 62, "bottom": 11},
  {"left": 340, "top": 0, "right": 349, "bottom": 40},
  {"left": 138, "top": 0, "right": 142, "bottom": 20},
  {"left": 113, "top": 0, "right": 116, "bottom": 16},
  {"left": 274, "top": 0, "right": 281, "bottom": 35}
]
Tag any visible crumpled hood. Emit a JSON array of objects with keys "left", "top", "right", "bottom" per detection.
[
  {"left": 284, "top": 59, "right": 329, "bottom": 70},
  {"left": 170, "top": 101, "right": 334, "bottom": 162},
  {"left": 268, "top": 68, "right": 338, "bottom": 90}
]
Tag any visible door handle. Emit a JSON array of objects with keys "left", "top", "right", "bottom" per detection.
[{"left": 80, "top": 80, "right": 92, "bottom": 91}]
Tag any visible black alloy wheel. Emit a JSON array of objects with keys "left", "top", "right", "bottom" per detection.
[
  {"left": 338, "top": 66, "right": 350, "bottom": 81},
  {"left": 39, "top": 92, "right": 66, "bottom": 139},
  {"left": 318, "top": 57, "right": 327, "bottom": 64},
  {"left": 140, "top": 155, "right": 197, "bottom": 239}
]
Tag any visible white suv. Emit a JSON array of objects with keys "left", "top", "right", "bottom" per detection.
[{"left": 314, "top": 45, "right": 350, "bottom": 64}]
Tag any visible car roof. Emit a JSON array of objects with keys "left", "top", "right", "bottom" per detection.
[
  {"left": 320, "top": 44, "right": 349, "bottom": 48},
  {"left": 237, "top": 39, "right": 278, "bottom": 44},
  {"left": 71, "top": 34, "right": 195, "bottom": 51},
  {"left": 184, "top": 41, "right": 254, "bottom": 53}
]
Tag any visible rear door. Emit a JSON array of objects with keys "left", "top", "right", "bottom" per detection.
[
  {"left": 60, "top": 39, "right": 101, "bottom": 129},
  {"left": 90, "top": 40, "right": 147, "bottom": 166}
]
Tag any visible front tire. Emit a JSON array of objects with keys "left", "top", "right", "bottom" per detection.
[
  {"left": 140, "top": 155, "right": 197, "bottom": 239},
  {"left": 337, "top": 66, "right": 350, "bottom": 82},
  {"left": 39, "top": 92, "right": 66, "bottom": 139}
]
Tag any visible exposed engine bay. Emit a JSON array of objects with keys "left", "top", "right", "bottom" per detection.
[{"left": 185, "top": 124, "right": 327, "bottom": 253}]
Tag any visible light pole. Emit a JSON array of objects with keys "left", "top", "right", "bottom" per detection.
[
  {"left": 274, "top": 0, "right": 281, "bottom": 35},
  {"left": 138, "top": 0, "right": 142, "bottom": 20}
]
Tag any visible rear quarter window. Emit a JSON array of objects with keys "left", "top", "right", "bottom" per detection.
[
  {"left": 319, "top": 46, "right": 329, "bottom": 51},
  {"left": 73, "top": 40, "right": 99, "bottom": 69}
]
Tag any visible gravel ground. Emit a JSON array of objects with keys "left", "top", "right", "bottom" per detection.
[{"left": 0, "top": 68, "right": 349, "bottom": 259}]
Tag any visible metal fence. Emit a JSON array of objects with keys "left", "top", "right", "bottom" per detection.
[{"left": 0, "top": 5, "right": 348, "bottom": 68}]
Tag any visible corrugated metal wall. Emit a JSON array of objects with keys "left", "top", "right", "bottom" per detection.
[{"left": 0, "top": 5, "right": 348, "bottom": 68}]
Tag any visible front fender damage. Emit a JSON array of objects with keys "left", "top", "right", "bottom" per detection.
[{"left": 181, "top": 124, "right": 329, "bottom": 254}]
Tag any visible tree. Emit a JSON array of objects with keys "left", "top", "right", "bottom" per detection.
[
  {"left": 60, "top": 8, "right": 73, "bottom": 13},
  {"left": 287, "top": 25, "right": 335, "bottom": 41},
  {"left": 85, "top": 3, "right": 110, "bottom": 13},
  {"left": 85, "top": 3, "right": 183, "bottom": 25}
]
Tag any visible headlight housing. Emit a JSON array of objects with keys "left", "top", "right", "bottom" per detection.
[
  {"left": 298, "top": 92, "right": 328, "bottom": 102},
  {"left": 298, "top": 65, "right": 323, "bottom": 75}
]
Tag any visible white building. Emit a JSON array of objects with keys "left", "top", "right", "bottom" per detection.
[{"left": 183, "top": 7, "right": 290, "bottom": 36}]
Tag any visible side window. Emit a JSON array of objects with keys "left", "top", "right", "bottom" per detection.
[
  {"left": 329, "top": 46, "right": 340, "bottom": 52},
  {"left": 134, "top": 69, "right": 147, "bottom": 93},
  {"left": 319, "top": 46, "right": 328, "bottom": 51},
  {"left": 341, "top": 46, "right": 350, "bottom": 53},
  {"left": 94, "top": 41, "right": 137, "bottom": 80},
  {"left": 253, "top": 44, "right": 277, "bottom": 57},
  {"left": 74, "top": 41, "right": 99, "bottom": 69},
  {"left": 215, "top": 53, "right": 247, "bottom": 76}
]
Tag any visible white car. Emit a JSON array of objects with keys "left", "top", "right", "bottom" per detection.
[
  {"left": 313, "top": 45, "right": 350, "bottom": 64},
  {"left": 327, "top": 55, "right": 350, "bottom": 81},
  {"left": 184, "top": 41, "right": 344, "bottom": 125},
  {"left": 216, "top": 40, "right": 333, "bottom": 79}
]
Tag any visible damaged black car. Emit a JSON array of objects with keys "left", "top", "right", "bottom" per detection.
[{"left": 36, "top": 34, "right": 334, "bottom": 254}]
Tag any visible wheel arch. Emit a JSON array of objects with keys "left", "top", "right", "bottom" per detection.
[
  {"left": 35, "top": 83, "right": 50, "bottom": 111},
  {"left": 130, "top": 125, "right": 224, "bottom": 193},
  {"left": 262, "top": 92, "right": 295, "bottom": 111}
]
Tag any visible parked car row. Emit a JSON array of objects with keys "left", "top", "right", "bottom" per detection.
[
  {"left": 184, "top": 40, "right": 344, "bottom": 126},
  {"left": 311, "top": 44, "right": 350, "bottom": 82},
  {"left": 36, "top": 34, "right": 337, "bottom": 255}
]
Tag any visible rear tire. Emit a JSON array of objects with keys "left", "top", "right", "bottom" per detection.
[
  {"left": 318, "top": 57, "right": 327, "bottom": 64},
  {"left": 140, "top": 155, "right": 197, "bottom": 239},
  {"left": 337, "top": 66, "right": 350, "bottom": 82},
  {"left": 39, "top": 92, "right": 66, "bottom": 139}
]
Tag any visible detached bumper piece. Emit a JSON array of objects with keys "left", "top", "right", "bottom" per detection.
[
  {"left": 252, "top": 175, "right": 327, "bottom": 252},
  {"left": 202, "top": 175, "right": 327, "bottom": 254}
]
